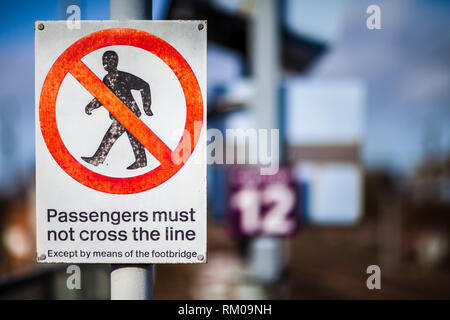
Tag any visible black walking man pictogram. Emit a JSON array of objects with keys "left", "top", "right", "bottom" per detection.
[{"left": 81, "top": 50, "right": 153, "bottom": 170}]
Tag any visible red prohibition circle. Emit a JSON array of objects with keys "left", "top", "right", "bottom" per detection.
[{"left": 39, "top": 28, "right": 203, "bottom": 194}]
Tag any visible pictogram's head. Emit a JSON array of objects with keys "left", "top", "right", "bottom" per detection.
[{"left": 102, "top": 50, "right": 118, "bottom": 72}]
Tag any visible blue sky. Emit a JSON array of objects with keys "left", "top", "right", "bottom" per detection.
[
  {"left": 311, "top": 0, "right": 450, "bottom": 173},
  {"left": 0, "top": 0, "right": 109, "bottom": 41}
]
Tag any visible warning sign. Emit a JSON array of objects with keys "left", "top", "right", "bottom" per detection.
[{"left": 35, "top": 21, "right": 207, "bottom": 263}]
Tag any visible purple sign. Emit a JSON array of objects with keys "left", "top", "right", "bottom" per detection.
[{"left": 227, "top": 166, "right": 299, "bottom": 238}]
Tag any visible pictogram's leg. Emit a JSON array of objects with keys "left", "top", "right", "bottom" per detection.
[
  {"left": 126, "top": 131, "right": 147, "bottom": 170},
  {"left": 82, "top": 120, "right": 126, "bottom": 166}
]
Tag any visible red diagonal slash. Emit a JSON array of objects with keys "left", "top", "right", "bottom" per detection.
[{"left": 69, "top": 59, "right": 173, "bottom": 166}]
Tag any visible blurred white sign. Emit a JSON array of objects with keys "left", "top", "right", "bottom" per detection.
[
  {"left": 285, "top": 79, "right": 365, "bottom": 146},
  {"left": 296, "top": 162, "right": 362, "bottom": 224}
]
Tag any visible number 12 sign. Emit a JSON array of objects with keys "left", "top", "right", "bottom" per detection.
[{"left": 228, "top": 167, "right": 299, "bottom": 237}]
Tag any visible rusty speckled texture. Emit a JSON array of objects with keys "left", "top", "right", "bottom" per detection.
[{"left": 82, "top": 50, "right": 152, "bottom": 170}]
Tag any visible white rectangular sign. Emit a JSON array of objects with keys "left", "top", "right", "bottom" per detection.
[{"left": 35, "top": 20, "right": 207, "bottom": 263}]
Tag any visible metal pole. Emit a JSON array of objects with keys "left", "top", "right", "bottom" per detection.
[
  {"left": 109, "top": 0, "right": 153, "bottom": 300},
  {"left": 110, "top": 0, "right": 152, "bottom": 20},
  {"left": 111, "top": 264, "right": 153, "bottom": 300},
  {"left": 248, "top": 0, "right": 284, "bottom": 286},
  {"left": 250, "top": 0, "right": 279, "bottom": 131}
]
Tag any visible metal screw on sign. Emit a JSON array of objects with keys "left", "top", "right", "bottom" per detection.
[
  {"left": 38, "top": 254, "right": 47, "bottom": 261},
  {"left": 198, "top": 23, "right": 204, "bottom": 31},
  {"left": 38, "top": 23, "right": 45, "bottom": 31}
]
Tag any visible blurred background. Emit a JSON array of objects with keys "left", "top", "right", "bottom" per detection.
[{"left": 0, "top": 0, "right": 449, "bottom": 299}]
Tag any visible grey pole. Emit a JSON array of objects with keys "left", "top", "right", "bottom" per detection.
[
  {"left": 110, "top": 0, "right": 152, "bottom": 20},
  {"left": 111, "top": 264, "right": 153, "bottom": 300},
  {"left": 248, "top": 0, "right": 285, "bottom": 286},
  {"left": 250, "top": 0, "right": 279, "bottom": 131},
  {"left": 109, "top": 0, "right": 154, "bottom": 300}
]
